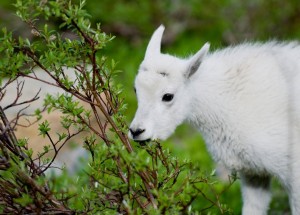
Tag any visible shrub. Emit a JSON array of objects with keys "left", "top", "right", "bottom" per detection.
[{"left": 0, "top": 0, "right": 234, "bottom": 214}]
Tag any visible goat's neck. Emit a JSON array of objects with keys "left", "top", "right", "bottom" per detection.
[{"left": 187, "top": 75, "right": 233, "bottom": 142}]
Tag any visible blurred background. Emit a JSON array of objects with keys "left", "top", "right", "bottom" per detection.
[{"left": 1, "top": 0, "right": 300, "bottom": 213}]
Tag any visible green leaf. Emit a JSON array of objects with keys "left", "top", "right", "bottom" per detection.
[
  {"left": 14, "top": 193, "right": 33, "bottom": 207},
  {"left": 38, "top": 120, "right": 51, "bottom": 137}
]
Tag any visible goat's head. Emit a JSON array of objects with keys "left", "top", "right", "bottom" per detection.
[{"left": 129, "top": 25, "right": 210, "bottom": 142}]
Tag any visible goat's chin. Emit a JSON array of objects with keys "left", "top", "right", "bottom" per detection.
[
  {"left": 134, "top": 139, "right": 151, "bottom": 146},
  {"left": 128, "top": 132, "right": 152, "bottom": 143},
  {"left": 157, "top": 128, "right": 177, "bottom": 141}
]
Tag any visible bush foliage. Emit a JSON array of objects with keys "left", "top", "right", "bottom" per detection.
[{"left": 0, "top": 0, "right": 236, "bottom": 214}]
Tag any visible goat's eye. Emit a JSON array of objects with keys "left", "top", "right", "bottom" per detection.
[{"left": 162, "top": 93, "right": 174, "bottom": 102}]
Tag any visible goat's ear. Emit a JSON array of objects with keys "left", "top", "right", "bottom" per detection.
[
  {"left": 144, "top": 25, "right": 165, "bottom": 59},
  {"left": 185, "top": 43, "right": 210, "bottom": 78}
]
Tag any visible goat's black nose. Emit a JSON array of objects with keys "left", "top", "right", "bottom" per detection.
[{"left": 129, "top": 128, "right": 145, "bottom": 138}]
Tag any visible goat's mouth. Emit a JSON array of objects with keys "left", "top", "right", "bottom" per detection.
[{"left": 134, "top": 139, "right": 151, "bottom": 146}]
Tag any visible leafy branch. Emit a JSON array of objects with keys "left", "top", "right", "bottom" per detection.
[{"left": 0, "top": 0, "right": 234, "bottom": 214}]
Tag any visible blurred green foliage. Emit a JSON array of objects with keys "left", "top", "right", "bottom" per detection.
[{"left": 1, "top": 0, "right": 298, "bottom": 213}]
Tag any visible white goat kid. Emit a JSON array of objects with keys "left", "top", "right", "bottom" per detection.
[{"left": 129, "top": 25, "right": 300, "bottom": 214}]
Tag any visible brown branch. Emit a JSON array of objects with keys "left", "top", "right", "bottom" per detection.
[
  {"left": 0, "top": 106, "right": 25, "bottom": 160},
  {"left": 16, "top": 170, "right": 71, "bottom": 213},
  {"left": 68, "top": 17, "right": 133, "bottom": 152},
  {"left": 142, "top": 180, "right": 157, "bottom": 209},
  {"left": 115, "top": 156, "right": 128, "bottom": 183},
  {"left": 38, "top": 127, "right": 85, "bottom": 175}
]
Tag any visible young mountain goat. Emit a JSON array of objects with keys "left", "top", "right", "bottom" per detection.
[{"left": 128, "top": 25, "right": 300, "bottom": 214}]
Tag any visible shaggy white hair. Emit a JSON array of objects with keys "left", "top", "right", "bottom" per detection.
[{"left": 129, "top": 25, "right": 300, "bottom": 214}]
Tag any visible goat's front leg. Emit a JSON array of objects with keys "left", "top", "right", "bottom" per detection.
[{"left": 240, "top": 173, "right": 271, "bottom": 215}]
